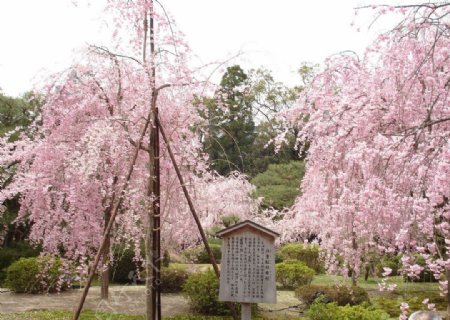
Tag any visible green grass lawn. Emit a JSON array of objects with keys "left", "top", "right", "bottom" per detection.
[
  {"left": 170, "top": 263, "right": 214, "bottom": 271},
  {"left": 310, "top": 274, "right": 444, "bottom": 319},
  {"left": 311, "top": 274, "right": 438, "bottom": 290}
]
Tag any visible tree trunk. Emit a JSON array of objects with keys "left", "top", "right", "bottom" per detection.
[
  {"left": 351, "top": 231, "right": 358, "bottom": 286},
  {"left": 364, "top": 266, "right": 369, "bottom": 282},
  {"left": 145, "top": 208, "right": 155, "bottom": 320},
  {"left": 447, "top": 268, "right": 450, "bottom": 320},
  {"left": 351, "top": 269, "right": 357, "bottom": 286},
  {"left": 100, "top": 209, "right": 111, "bottom": 300}
]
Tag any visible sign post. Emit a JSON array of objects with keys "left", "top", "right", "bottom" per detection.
[
  {"left": 217, "top": 220, "right": 279, "bottom": 319},
  {"left": 241, "top": 304, "right": 251, "bottom": 320}
]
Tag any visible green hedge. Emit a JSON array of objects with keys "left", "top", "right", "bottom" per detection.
[
  {"left": 0, "top": 241, "right": 40, "bottom": 285},
  {"left": 183, "top": 244, "right": 222, "bottom": 264},
  {"left": 276, "top": 261, "right": 315, "bottom": 289},
  {"left": 160, "top": 266, "right": 189, "bottom": 293},
  {"left": 375, "top": 254, "right": 402, "bottom": 277},
  {"left": 162, "top": 250, "right": 171, "bottom": 268},
  {"left": 277, "top": 243, "right": 324, "bottom": 273},
  {"left": 5, "top": 256, "right": 70, "bottom": 293},
  {"left": 110, "top": 247, "right": 143, "bottom": 284},
  {"left": 306, "top": 299, "right": 389, "bottom": 320},
  {"left": 182, "top": 269, "right": 229, "bottom": 315},
  {"left": 296, "top": 284, "right": 370, "bottom": 307}
]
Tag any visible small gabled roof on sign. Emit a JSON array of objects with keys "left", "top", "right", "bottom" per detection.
[{"left": 216, "top": 220, "right": 279, "bottom": 239}]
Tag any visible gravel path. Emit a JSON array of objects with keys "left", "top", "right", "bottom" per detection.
[
  {"left": 0, "top": 286, "right": 190, "bottom": 316},
  {"left": 0, "top": 287, "right": 302, "bottom": 318}
]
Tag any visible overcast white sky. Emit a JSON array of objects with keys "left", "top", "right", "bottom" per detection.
[{"left": 0, "top": 0, "right": 412, "bottom": 97}]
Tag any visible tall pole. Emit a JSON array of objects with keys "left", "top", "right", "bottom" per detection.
[
  {"left": 150, "top": 2, "right": 162, "bottom": 315},
  {"left": 152, "top": 99, "right": 162, "bottom": 320},
  {"left": 156, "top": 116, "right": 238, "bottom": 320},
  {"left": 72, "top": 104, "right": 156, "bottom": 320},
  {"left": 146, "top": 1, "right": 161, "bottom": 319}
]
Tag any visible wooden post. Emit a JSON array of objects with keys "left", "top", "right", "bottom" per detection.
[
  {"left": 241, "top": 303, "right": 251, "bottom": 320},
  {"left": 145, "top": 1, "right": 161, "bottom": 319},
  {"left": 100, "top": 210, "right": 110, "bottom": 300},
  {"left": 72, "top": 93, "right": 157, "bottom": 320},
  {"left": 156, "top": 116, "right": 238, "bottom": 320}
]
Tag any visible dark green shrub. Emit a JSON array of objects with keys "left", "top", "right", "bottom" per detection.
[
  {"left": 372, "top": 298, "right": 404, "bottom": 317},
  {"left": 207, "top": 225, "right": 222, "bottom": 237},
  {"left": 110, "top": 247, "right": 143, "bottom": 284},
  {"left": 197, "top": 244, "right": 222, "bottom": 263},
  {"left": 332, "top": 285, "right": 370, "bottom": 307},
  {"left": 251, "top": 161, "right": 306, "bottom": 209},
  {"left": 182, "top": 269, "right": 229, "bottom": 315},
  {"left": 306, "top": 299, "right": 389, "bottom": 320},
  {"left": 0, "top": 241, "right": 40, "bottom": 285},
  {"left": 375, "top": 254, "right": 402, "bottom": 277},
  {"left": 276, "top": 261, "right": 315, "bottom": 289},
  {"left": 277, "top": 243, "right": 324, "bottom": 273},
  {"left": 5, "top": 256, "right": 70, "bottom": 293},
  {"left": 275, "top": 250, "right": 283, "bottom": 263},
  {"left": 206, "top": 237, "right": 222, "bottom": 246},
  {"left": 183, "top": 246, "right": 201, "bottom": 263},
  {"left": 5, "top": 257, "right": 40, "bottom": 293},
  {"left": 220, "top": 215, "right": 240, "bottom": 227},
  {"left": 296, "top": 284, "right": 370, "bottom": 307},
  {"left": 160, "top": 266, "right": 189, "bottom": 293},
  {"left": 183, "top": 244, "right": 222, "bottom": 264},
  {"left": 162, "top": 250, "right": 170, "bottom": 268},
  {"left": 296, "top": 284, "right": 330, "bottom": 306}
]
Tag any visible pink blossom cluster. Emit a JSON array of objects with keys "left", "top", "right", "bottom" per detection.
[
  {"left": 0, "top": 0, "right": 261, "bottom": 268},
  {"left": 281, "top": 4, "right": 450, "bottom": 285}
]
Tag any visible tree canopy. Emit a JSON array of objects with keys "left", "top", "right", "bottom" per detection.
[
  {"left": 200, "top": 65, "right": 302, "bottom": 177},
  {"left": 251, "top": 160, "right": 305, "bottom": 210},
  {"left": 0, "top": 1, "right": 260, "bottom": 265},
  {"left": 281, "top": 4, "right": 450, "bottom": 287}
]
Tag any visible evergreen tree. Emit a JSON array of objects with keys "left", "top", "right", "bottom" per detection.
[{"left": 203, "top": 65, "right": 256, "bottom": 176}]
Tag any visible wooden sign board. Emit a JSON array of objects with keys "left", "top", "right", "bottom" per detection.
[{"left": 217, "top": 220, "right": 279, "bottom": 304}]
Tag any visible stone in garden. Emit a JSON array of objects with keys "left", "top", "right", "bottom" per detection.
[
  {"left": 217, "top": 220, "right": 279, "bottom": 304},
  {"left": 409, "top": 310, "right": 441, "bottom": 320}
]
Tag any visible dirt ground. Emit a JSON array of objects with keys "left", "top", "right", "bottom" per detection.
[
  {"left": 0, "top": 286, "right": 301, "bottom": 318},
  {"left": 0, "top": 286, "right": 189, "bottom": 316}
]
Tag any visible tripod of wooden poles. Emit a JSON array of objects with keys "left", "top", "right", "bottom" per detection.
[
  {"left": 71, "top": 110, "right": 237, "bottom": 320},
  {"left": 72, "top": 1, "right": 238, "bottom": 318}
]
